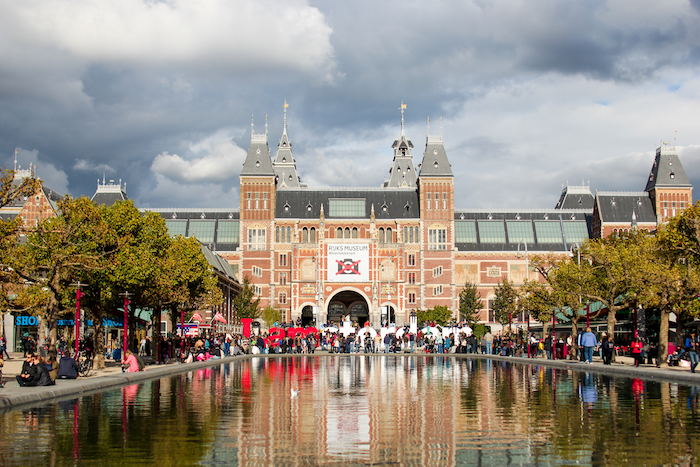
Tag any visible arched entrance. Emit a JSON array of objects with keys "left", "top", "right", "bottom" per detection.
[
  {"left": 327, "top": 290, "right": 370, "bottom": 326},
  {"left": 301, "top": 305, "right": 314, "bottom": 326},
  {"left": 381, "top": 305, "right": 396, "bottom": 327}
]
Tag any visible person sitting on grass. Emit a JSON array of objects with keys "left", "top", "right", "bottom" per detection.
[{"left": 57, "top": 351, "right": 80, "bottom": 379}]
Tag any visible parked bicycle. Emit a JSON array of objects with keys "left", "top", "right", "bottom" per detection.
[{"left": 77, "top": 350, "right": 93, "bottom": 377}]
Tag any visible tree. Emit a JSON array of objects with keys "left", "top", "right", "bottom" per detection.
[
  {"left": 458, "top": 281, "right": 482, "bottom": 325},
  {"left": 492, "top": 279, "right": 518, "bottom": 333},
  {"left": 520, "top": 279, "right": 554, "bottom": 336},
  {"left": 262, "top": 306, "right": 282, "bottom": 327},
  {"left": 8, "top": 197, "right": 112, "bottom": 352},
  {"left": 580, "top": 232, "right": 650, "bottom": 344},
  {"left": 233, "top": 276, "right": 261, "bottom": 320},
  {"left": 416, "top": 305, "right": 453, "bottom": 327}
]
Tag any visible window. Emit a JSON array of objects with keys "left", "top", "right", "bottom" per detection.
[
  {"left": 408, "top": 292, "right": 416, "bottom": 304},
  {"left": 562, "top": 221, "right": 588, "bottom": 245},
  {"left": 408, "top": 272, "right": 416, "bottom": 284},
  {"left": 455, "top": 221, "right": 477, "bottom": 243},
  {"left": 345, "top": 227, "right": 350, "bottom": 238},
  {"left": 428, "top": 228, "right": 447, "bottom": 250},
  {"left": 408, "top": 254, "right": 415, "bottom": 266},
  {"left": 427, "top": 193, "right": 431, "bottom": 210},
  {"left": 279, "top": 254, "right": 287, "bottom": 267},
  {"left": 351, "top": 227, "right": 357, "bottom": 239},
  {"left": 311, "top": 227, "right": 317, "bottom": 242},
  {"left": 189, "top": 220, "right": 216, "bottom": 243},
  {"left": 279, "top": 273, "right": 287, "bottom": 285},
  {"left": 386, "top": 227, "right": 392, "bottom": 243},
  {"left": 433, "top": 266, "right": 443, "bottom": 277},
  {"left": 337, "top": 227, "right": 343, "bottom": 238},
  {"left": 488, "top": 299, "right": 495, "bottom": 322},
  {"left": 505, "top": 221, "right": 534, "bottom": 244},
  {"left": 263, "top": 193, "right": 268, "bottom": 209},
  {"left": 279, "top": 292, "right": 286, "bottom": 304},
  {"left": 247, "top": 192, "right": 251, "bottom": 209},
  {"left": 443, "top": 193, "right": 447, "bottom": 210},
  {"left": 276, "top": 226, "right": 280, "bottom": 243},
  {"left": 165, "top": 220, "right": 187, "bottom": 237},
  {"left": 254, "top": 285, "right": 262, "bottom": 296},
  {"left": 302, "top": 227, "right": 309, "bottom": 243},
  {"left": 534, "top": 221, "right": 563, "bottom": 243},
  {"left": 379, "top": 227, "right": 385, "bottom": 243},
  {"left": 255, "top": 193, "right": 259, "bottom": 210},
  {"left": 247, "top": 228, "right": 266, "bottom": 250},
  {"left": 433, "top": 285, "right": 443, "bottom": 296},
  {"left": 329, "top": 198, "right": 365, "bottom": 217},
  {"left": 477, "top": 221, "right": 506, "bottom": 243},
  {"left": 252, "top": 266, "right": 262, "bottom": 277}
]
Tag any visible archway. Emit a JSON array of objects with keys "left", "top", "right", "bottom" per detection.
[
  {"left": 301, "top": 305, "right": 314, "bottom": 326},
  {"left": 381, "top": 305, "right": 396, "bottom": 327},
  {"left": 327, "top": 290, "right": 370, "bottom": 327}
]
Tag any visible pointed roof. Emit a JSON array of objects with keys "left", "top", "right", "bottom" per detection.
[
  {"left": 91, "top": 176, "right": 128, "bottom": 206},
  {"left": 419, "top": 133, "right": 453, "bottom": 178},
  {"left": 386, "top": 104, "right": 418, "bottom": 188},
  {"left": 272, "top": 101, "right": 301, "bottom": 188},
  {"left": 554, "top": 183, "right": 594, "bottom": 210},
  {"left": 594, "top": 191, "right": 656, "bottom": 224},
  {"left": 241, "top": 116, "right": 275, "bottom": 177},
  {"left": 645, "top": 145, "right": 691, "bottom": 192}
]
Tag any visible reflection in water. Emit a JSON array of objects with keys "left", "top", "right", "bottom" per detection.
[{"left": 1, "top": 356, "right": 700, "bottom": 466}]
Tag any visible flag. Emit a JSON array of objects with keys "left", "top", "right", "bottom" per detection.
[
  {"left": 213, "top": 312, "right": 227, "bottom": 324},
  {"left": 191, "top": 312, "right": 203, "bottom": 322}
]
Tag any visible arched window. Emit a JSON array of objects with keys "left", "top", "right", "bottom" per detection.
[
  {"left": 310, "top": 227, "right": 316, "bottom": 242},
  {"left": 344, "top": 227, "right": 350, "bottom": 238},
  {"left": 414, "top": 226, "right": 419, "bottom": 243},
  {"left": 286, "top": 226, "right": 291, "bottom": 243},
  {"left": 337, "top": 227, "right": 343, "bottom": 238},
  {"left": 378, "top": 228, "right": 385, "bottom": 243},
  {"left": 302, "top": 227, "right": 309, "bottom": 243},
  {"left": 403, "top": 226, "right": 408, "bottom": 243},
  {"left": 386, "top": 227, "right": 392, "bottom": 243},
  {"left": 275, "top": 226, "right": 280, "bottom": 243},
  {"left": 352, "top": 227, "right": 358, "bottom": 238}
]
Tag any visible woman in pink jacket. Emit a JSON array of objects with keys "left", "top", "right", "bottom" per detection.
[{"left": 122, "top": 350, "right": 140, "bottom": 372}]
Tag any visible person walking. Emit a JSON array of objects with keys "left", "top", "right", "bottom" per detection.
[
  {"left": 601, "top": 333, "right": 613, "bottom": 365},
  {"left": 631, "top": 336, "right": 643, "bottom": 367},
  {"left": 580, "top": 327, "right": 598, "bottom": 364},
  {"left": 544, "top": 333, "right": 553, "bottom": 360},
  {"left": 685, "top": 332, "right": 699, "bottom": 373},
  {"left": 484, "top": 331, "right": 493, "bottom": 355}
]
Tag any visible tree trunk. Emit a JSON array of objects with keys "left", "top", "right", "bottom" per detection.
[
  {"left": 92, "top": 307, "right": 105, "bottom": 369},
  {"left": 658, "top": 309, "right": 671, "bottom": 368},
  {"left": 571, "top": 320, "right": 579, "bottom": 359}
]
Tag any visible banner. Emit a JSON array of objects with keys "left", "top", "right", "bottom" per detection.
[{"left": 326, "top": 244, "right": 369, "bottom": 282}]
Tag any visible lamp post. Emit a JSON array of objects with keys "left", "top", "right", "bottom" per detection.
[
  {"left": 74, "top": 282, "right": 84, "bottom": 356},
  {"left": 181, "top": 304, "right": 185, "bottom": 355},
  {"left": 120, "top": 292, "right": 131, "bottom": 353}
]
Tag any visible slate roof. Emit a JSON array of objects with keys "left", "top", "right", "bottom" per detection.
[
  {"left": 275, "top": 188, "right": 420, "bottom": 220},
  {"left": 272, "top": 109, "right": 301, "bottom": 188},
  {"left": 554, "top": 185, "right": 595, "bottom": 210},
  {"left": 90, "top": 179, "right": 128, "bottom": 206},
  {"left": 147, "top": 208, "right": 240, "bottom": 251},
  {"left": 241, "top": 131, "right": 275, "bottom": 177},
  {"left": 199, "top": 242, "right": 239, "bottom": 286},
  {"left": 454, "top": 209, "right": 592, "bottom": 252},
  {"left": 645, "top": 146, "right": 692, "bottom": 191},
  {"left": 418, "top": 135, "right": 453, "bottom": 178},
  {"left": 594, "top": 191, "right": 656, "bottom": 224}
]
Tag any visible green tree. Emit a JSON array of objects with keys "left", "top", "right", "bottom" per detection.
[
  {"left": 233, "top": 276, "right": 261, "bottom": 320},
  {"left": 261, "top": 306, "right": 282, "bottom": 327},
  {"left": 8, "top": 197, "right": 112, "bottom": 352},
  {"left": 458, "top": 281, "right": 482, "bottom": 325},
  {"left": 492, "top": 279, "right": 518, "bottom": 333},
  {"left": 416, "top": 305, "right": 453, "bottom": 326}
]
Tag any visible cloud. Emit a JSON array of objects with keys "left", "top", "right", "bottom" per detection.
[
  {"left": 73, "top": 159, "right": 114, "bottom": 173},
  {"left": 150, "top": 137, "right": 246, "bottom": 183},
  {"left": 0, "top": 0, "right": 336, "bottom": 77},
  {"left": 15, "top": 148, "right": 70, "bottom": 195}
]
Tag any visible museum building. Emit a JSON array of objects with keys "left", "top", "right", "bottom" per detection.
[{"left": 146, "top": 105, "right": 694, "bottom": 329}]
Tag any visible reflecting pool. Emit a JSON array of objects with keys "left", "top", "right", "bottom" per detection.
[{"left": 1, "top": 356, "right": 700, "bottom": 466}]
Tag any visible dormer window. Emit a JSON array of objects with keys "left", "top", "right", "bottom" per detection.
[
  {"left": 670, "top": 172, "right": 675, "bottom": 179},
  {"left": 515, "top": 214, "right": 521, "bottom": 220},
  {"left": 284, "top": 202, "right": 291, "bottom": 212},
  {"left": 288, "top": 174, "right": 293, "bottom": 181},
  {"left": 487, "top": 214, "right": 493, "bottom": 220},
  {"left": 171, "top": 213, "right": 177, "bottom": 219},
  {"left": 307, "top": 202, "right": 313, "bottom": 212},
  {"left": 570, "top": 214, "right": 576, "bottom": 220},
  {"left": 434, "top": 161, "right": 439, "bottom": 168},
  {"left": 228, "top": 213, "right": 233, "bottom": 219},
  {"left": 255, "top": 160, "right": 260, "bottom": 167},
  {"left": 544, "top": 214, "right": 549, "bottom": 220},
  {"left": 381, "top": 203, "right": 388, "bottom": 212},
  {"left": 200, "top": 213, "right": 206, "bottom": 219},
  {"left": 282, "top": 157, "right": 286, "bottom": 162}
]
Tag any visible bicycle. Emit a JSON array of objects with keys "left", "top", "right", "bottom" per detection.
[{"left": 78, "top": 351, "right": 94, "bottom": 377}]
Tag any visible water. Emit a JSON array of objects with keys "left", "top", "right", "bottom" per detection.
[{"left": 1, "top": 356, "right": 699, "bottom": 466}]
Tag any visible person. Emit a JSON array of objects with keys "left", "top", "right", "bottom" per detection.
[
  {"left": 686, "top": 332, "right": 699, "bottom": 373},
  {"left": 17, "top": 354, "right": 53, "bottom": 387},
  {"left": 122, "top": 350, "right": 140, "bottom": 372},
  {"left": 631, "top": 336, "right": 643, "bottom": 367},
  {"left": 580, "top": 327, "right": 598, "bottom": 364},
  {"left": 529, "top": 333, "right": 538, "bottom": 358},
  {"left": 601, "top": 333, "right": 613, "bottom": 365},
  {"left": 58, "top": 351, "right": 80, "bottom": 379},
  {"left": 0, "top": 335, "right": 9, "bottom": 359},
  {"left": 0, "top": 353, "right": 4, "bottom": 388},
  {"left": 544, "top": 333, "right": 553, "bottom": 360},
  {"left": 383, "top": 333, "right": 391, "bottom": 353},
  {"left": 46, "top": 354, "right": 59, "bottom": 382},
  {"left": 483, "top": 331, "right": 493, "bottom": 355}
]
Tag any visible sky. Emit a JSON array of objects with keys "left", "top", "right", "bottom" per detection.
[{"left": 1, "top": 0, "right": 700, "bottom": 210}]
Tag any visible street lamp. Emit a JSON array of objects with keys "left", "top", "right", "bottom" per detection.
[
  {"left": 119, "top": 291, "right": 131, "bottom": 353},
  {"left": 72, "top": 282, "right": 85, "bottom": 356}
]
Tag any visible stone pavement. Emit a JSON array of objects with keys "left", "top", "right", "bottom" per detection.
[{"left": 2, "top": 350, "right": 700, "bottom": 411}]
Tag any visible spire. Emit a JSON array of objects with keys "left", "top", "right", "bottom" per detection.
[
  {"left": 400, "top": 102, "right": 406, "bottom": 137},
  {"left": 283, "top": 100, "right": 288, "bottom": 138},
  {"left": 272, "top": 101, "right": 300, "bottom": 188},
  {"left": 419, "top": 117, "right": 453, "bottom": 178},
  {"left": 242, "top": 114, "right": 274, "bottom": 176},
  {"left": 386, "top": 103, "right": 417, "bottom": 188}
]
